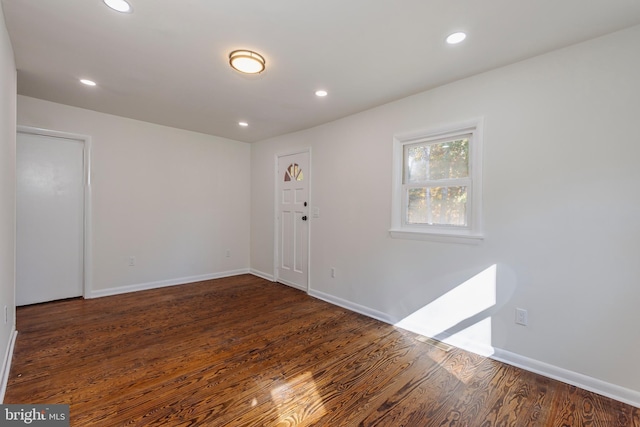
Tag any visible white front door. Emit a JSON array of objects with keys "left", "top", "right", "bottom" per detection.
[
  {"left": 16, "top": 130, "right": 85, "bottom": 305},
  {"left": 277, "top": 151, "right": 309, "bottom": 290}
]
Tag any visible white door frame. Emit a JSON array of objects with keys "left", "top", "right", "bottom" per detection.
[
  {"left": 17, "top": 125, "right": 92, "bottom": 299},
  {"left": 274, "top": 148, "right": 311, "bottom": 292}
]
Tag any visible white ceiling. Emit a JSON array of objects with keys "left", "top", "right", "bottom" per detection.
[{"left": 3, "top": 0, "right": 640, "bottom": 143}]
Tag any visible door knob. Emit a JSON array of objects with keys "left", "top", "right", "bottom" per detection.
[{"left": 302, "top": 216, "right": 308, "bottom": 221}]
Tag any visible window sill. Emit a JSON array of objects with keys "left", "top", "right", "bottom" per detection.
[{"left": 389, "top": 228, "right": 484, "bottom": 245}]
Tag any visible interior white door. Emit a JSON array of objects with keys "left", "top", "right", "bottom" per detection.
[
  {"left": 277, "top": 152, "right": 309, "bottom": 290},
  {"left": 16, "top": 131, "right": 85, "bottom": 306}
]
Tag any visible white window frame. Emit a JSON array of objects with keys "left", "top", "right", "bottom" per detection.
[{"left": 390, "top": 118, "right": 484, "bottom": 244}]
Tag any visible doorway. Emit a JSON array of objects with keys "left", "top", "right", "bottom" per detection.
[
  {"left": 16, "top": 127, "right": 91, "bottom": 305},
  {"left": 276, "top": 150, "right": 310, "bottom": 291}
]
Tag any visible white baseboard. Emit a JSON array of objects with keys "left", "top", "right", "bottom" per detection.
[
  {"left": 249, "top": 270, "right": 309, "bottom": 291},
  {"left": 87, "top": 269, "right": 251, "bottom": 299},
  {"left": 276, "top": 278, "right": 308, "bottom": 292},
  {"left": 87, "top": 269, "right": 640, "bottom": 408},
  {"left": 306, "top": 289, "right": 640, "bottom": 409},
  {"left": 249, "top": 269, "right": 275, "bottom": 282},
  {"left": 393, "top": 316, "right": 496, "bottom": 357},
  {"left": 308, "top": 289, "right": 397, "bottom": 325},
  {"left": 492, "top": 348, "right": 640, "bottom": 408},
  {"left": 0, "top": 329, "right": 17, "bottom": 403}
]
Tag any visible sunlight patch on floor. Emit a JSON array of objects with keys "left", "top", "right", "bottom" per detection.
[{"left": 270, "top": 371, "right": 326, "bottom": 425}]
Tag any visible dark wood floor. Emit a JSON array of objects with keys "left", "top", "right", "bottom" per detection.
[{"left": 5, "top": 275, "right": 639, "bottom": 426}]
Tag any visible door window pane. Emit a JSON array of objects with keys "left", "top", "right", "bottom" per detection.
[{"left": 285, "top": 163, "right": 304, "bottom": 181}]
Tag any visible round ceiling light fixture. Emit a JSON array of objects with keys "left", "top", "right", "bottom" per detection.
[
  {"left": 315, "top": 90, "right": 328, "bottom": 97},
  {"left": 229, "top": 50, "right": 266, "bottom": 74},
  {"left": 80, "top": 79, "right": 97, "bottom": 86},
  {"left": 103, "top": 0, "right": 132, "bottom": 13}
]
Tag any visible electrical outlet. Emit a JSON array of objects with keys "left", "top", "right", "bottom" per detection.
[
  {"left": 331, "top": 267, "right": 336, "bottom": 278},
  {"left": 128, "top": 256, "right": 136, "bottom": 267},
  {"left": 225, "top": 249, "right": 231, "bottom": 258},
  {"left": 4, "top": 306, "right": 7, "bottom": 324},
  {"left": 515, "top": 308, "right": 528, "bottom": 326}
]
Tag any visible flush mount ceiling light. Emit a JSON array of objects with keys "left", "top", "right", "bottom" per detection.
[
  {"left": 103, "top": 0, "right": 132, "bottom": 13},
  {"left": 238, "top": 121, "right": 249, "bottom": 127},
  {"left": 229, "top": 50, "right": 266, "bottom": 74},
  {"left": 446, "top": 32, "right": 467, "bottom": 44},
  {"left": 80, "top": 79, "right": 97, "bottom": 86},
  {"left": 315, "top": 90, "right": 328, "bottom": 97}
]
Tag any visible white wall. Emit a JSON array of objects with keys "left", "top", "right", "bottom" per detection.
[
  {"left": 251, "top": 25, "right": 640, "bottom": 404},
  {"left": 0, "top": 3, "right": 16, "bottom": 398},
  {"left": 18, "top": 96, "right": 251, "bottom": 295}
]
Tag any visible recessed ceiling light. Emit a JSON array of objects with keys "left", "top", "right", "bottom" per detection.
[
  {"left": 446, "top": 32, "right": 467, "bottom": 45},
  {"left": 238, "top": 122, "right": 249, "bottom": 127},
  {"left": 229, "top": 50, "right": 266, "bottom": 74},
  {"left": 315, "top": 90, "right": 328, "bottom": 97},
  {"left": 80, "top": 79, "right": 97, "bottom": 86},
  {"left": 103, "top": 0, "right": 132, "bottom": 13}
]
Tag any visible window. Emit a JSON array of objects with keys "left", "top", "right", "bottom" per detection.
[
  {"left": 284, "top": 163, "right": 304, "bottom": 181},
  {"left": 391, "top": 119, "right": 483, "bottom": 243}
]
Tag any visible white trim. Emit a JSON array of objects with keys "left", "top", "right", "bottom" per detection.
[
  {"left": 393, "top": 316, "right": 495, "bottom": 357},
  {"left": 272, "top": 155, "right": 280, "bottom": 284},
  {"left": 391, "top": 118, "right": 484, "bottom": 243},
  {"left": 492, "top": 348, "right": 640, "bottom": 408},
  {"left": 84, "top": 137, "right": 93, "bottom": 300},
  {"left": 307, "top": 148, "right": 313, "bottom": 292},
  {"left": 277, "top": 278, "right": 308, "bottom": 292},
  {"left": 0, "top": 329, "right": 17, "bottom": 403},
  {"left": 16, "top": 126, "right": 93, "bottom": 299},
  {"left": 389, "top": 228, "right": 484, "bottom": 244},
  {"left": 86, "top": 269, "right": 250, "bottom": 299},
  {"left": 308, "top": 288, "right": 640, "bottom": 408},
  {"left": 308, "top": 289, "right": 397, "bottom": 325},
  {"left": 397, "top": 314, "right": 640, "bottom": 407},
  {"left": 250, "top": 269, "right": 275, "bottom": 282},
  {"left": 393, "top": 119, "right": 483, "bottom": 144}
]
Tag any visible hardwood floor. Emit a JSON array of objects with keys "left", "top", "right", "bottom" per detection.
[{"left": 5, "top": 275, "right": 639, "bottom": 426}]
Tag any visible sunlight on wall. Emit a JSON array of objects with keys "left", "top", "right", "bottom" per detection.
[
  {"left": 270, "top": 371, "right": 326, "bottom": 424},
  {"left": 395, "top": 264, "right": 497, "bottom": 357}
]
